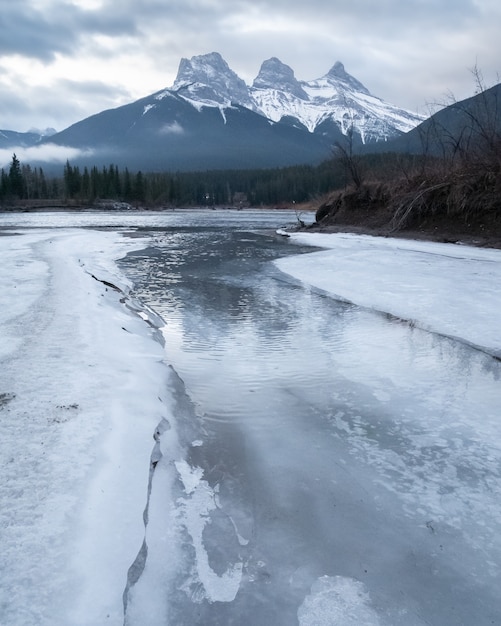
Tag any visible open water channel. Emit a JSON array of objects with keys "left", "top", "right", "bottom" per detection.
[{"left": 115, "top": 210, "right": 501, "bottom": 625}]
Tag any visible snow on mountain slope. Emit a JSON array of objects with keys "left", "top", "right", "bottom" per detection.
[
  {"left": 169, "top": 53, "right": 425, "bottom": 144},
  {"left": 252, "top": 58, "right": 425, "bottom": 142}
]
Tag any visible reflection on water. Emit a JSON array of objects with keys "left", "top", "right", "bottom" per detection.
[{"left": 119, "top": 212, "right": 501, "bottom": 626}]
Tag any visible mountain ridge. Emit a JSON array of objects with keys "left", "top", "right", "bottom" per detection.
[{"left": 169, "top": 52, "right": 425, "bottom": 143}]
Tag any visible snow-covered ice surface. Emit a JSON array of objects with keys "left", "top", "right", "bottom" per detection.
[
  {"left": 276, "top": 232, "right": 501, "bottom": 357},
  {"left": 2, "top": 213, "right": 501, "bottom": 625},
  {"left": 0, "top": 226, "right": 180, "bottom": 625}
]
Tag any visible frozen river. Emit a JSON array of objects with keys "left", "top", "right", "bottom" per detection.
[
  {"left": 117, "top": 212, "right": 501, "bottom": 625},
  {"left": 1, "top": 209, "right": 500, "bottom": 625}
]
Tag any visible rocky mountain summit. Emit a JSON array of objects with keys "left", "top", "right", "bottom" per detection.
[{"left": 171, "top": 52, "right": 257, "bottom": 111}]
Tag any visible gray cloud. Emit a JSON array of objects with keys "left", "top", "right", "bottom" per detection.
[
  {"left": 159, "top": 121, "right": 185, "bottom": 135},
  {"left": 0, "top": 76, "right": 133, "bottom": 132},
  {"left": 0, "top": 1, "right": 137, "bottom": 61},
  {"left": 0, "top": 144, "right": 94, "bottom": 170}
]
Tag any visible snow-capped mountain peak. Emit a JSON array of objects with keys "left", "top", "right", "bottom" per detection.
[
  {"left": 171, "top": 52, "right": 256, "bottom": 109},
  {"left": 323, "top": 61, "right": 371, "bottom": 96},
  {"left": 252, "top": 58, "right": 309, "bottom": 100}
]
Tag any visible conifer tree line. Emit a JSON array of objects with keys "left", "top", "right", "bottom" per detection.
[
  {"left": 0, "top": 154, "right": 347, "bottom": 206},
  {"left": 0, "top": 154, "right": 53, "bottom": 201}
]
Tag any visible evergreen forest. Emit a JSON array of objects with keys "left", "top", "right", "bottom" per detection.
[{"left": 0, "top": 154, "right": 351, "bottom": 208}]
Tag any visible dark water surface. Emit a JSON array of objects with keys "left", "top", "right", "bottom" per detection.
[{"left": 117, "top": 210, "right": 501, "bottom": 625}]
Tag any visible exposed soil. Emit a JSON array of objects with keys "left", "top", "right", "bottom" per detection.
[{"left": 304, "top": 181, "right": 501, "bottom": 250}]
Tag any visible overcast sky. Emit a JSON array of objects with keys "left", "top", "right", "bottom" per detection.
[{"left": 1, "top": 0, "right": 500, "bottom": 133}]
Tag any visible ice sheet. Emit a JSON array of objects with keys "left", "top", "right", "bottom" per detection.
[{"left": 275, "top": 232, "right": 501, "bottom": 355}]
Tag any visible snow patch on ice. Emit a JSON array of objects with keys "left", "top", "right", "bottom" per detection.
[
  {"left": 298, "top": 576, "right": 381, "bottom": 625},
  {"left": 176, "top": 459, "right": 204, "bottom": 495},
  {"left": 175, "top": 462, "right": 243, "bottom": 603},
  {"left": 228, "top": 515, "right": 250, "bottom": 546}
]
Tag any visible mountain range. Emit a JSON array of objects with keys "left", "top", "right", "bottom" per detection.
[
  {"left": 170, "top": 53, "right": 424, "bottom": 142},
  {"left": 2, "top": 52, "right": 426, "bottom": 171},
  {"left": 0, "top": 128, "right": 55, "bottom": 150}
]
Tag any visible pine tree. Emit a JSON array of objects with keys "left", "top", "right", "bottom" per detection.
[
  {"left": 0, "top": 168, "right": 8, "bottom": 199},
  {"left": 133, "top": 171, "right": 145, "bottom": 202},
  {"left": 123, "top": 168, "right": 132, "bottom": 201},
  {"left": 38, "top": 168, "right": 48, "bottom": 198},
  {"left": 9, "top": 154, "right": 24, "bottom": 198},
  {"left": 81, "top": 167, "right": 90, "bottom": 200}
]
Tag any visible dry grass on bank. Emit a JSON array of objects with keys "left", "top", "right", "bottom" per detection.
[{"left": 313, "top": 158, "right": 501, "bottom": 245}]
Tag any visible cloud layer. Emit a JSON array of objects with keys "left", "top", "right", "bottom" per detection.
[
  {"left": 1, "top": 0, "right": 500, "bottom": 132},
  {"left": 0, "top": 144, "right": 94, "bottom": 169}
]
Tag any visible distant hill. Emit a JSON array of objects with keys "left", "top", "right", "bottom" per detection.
[
  {"left": 0, "top": 129, "right": 51, "bottom": 150},
  {"left": 366, "top": 82, "right": 501, "bottom": 156}
]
